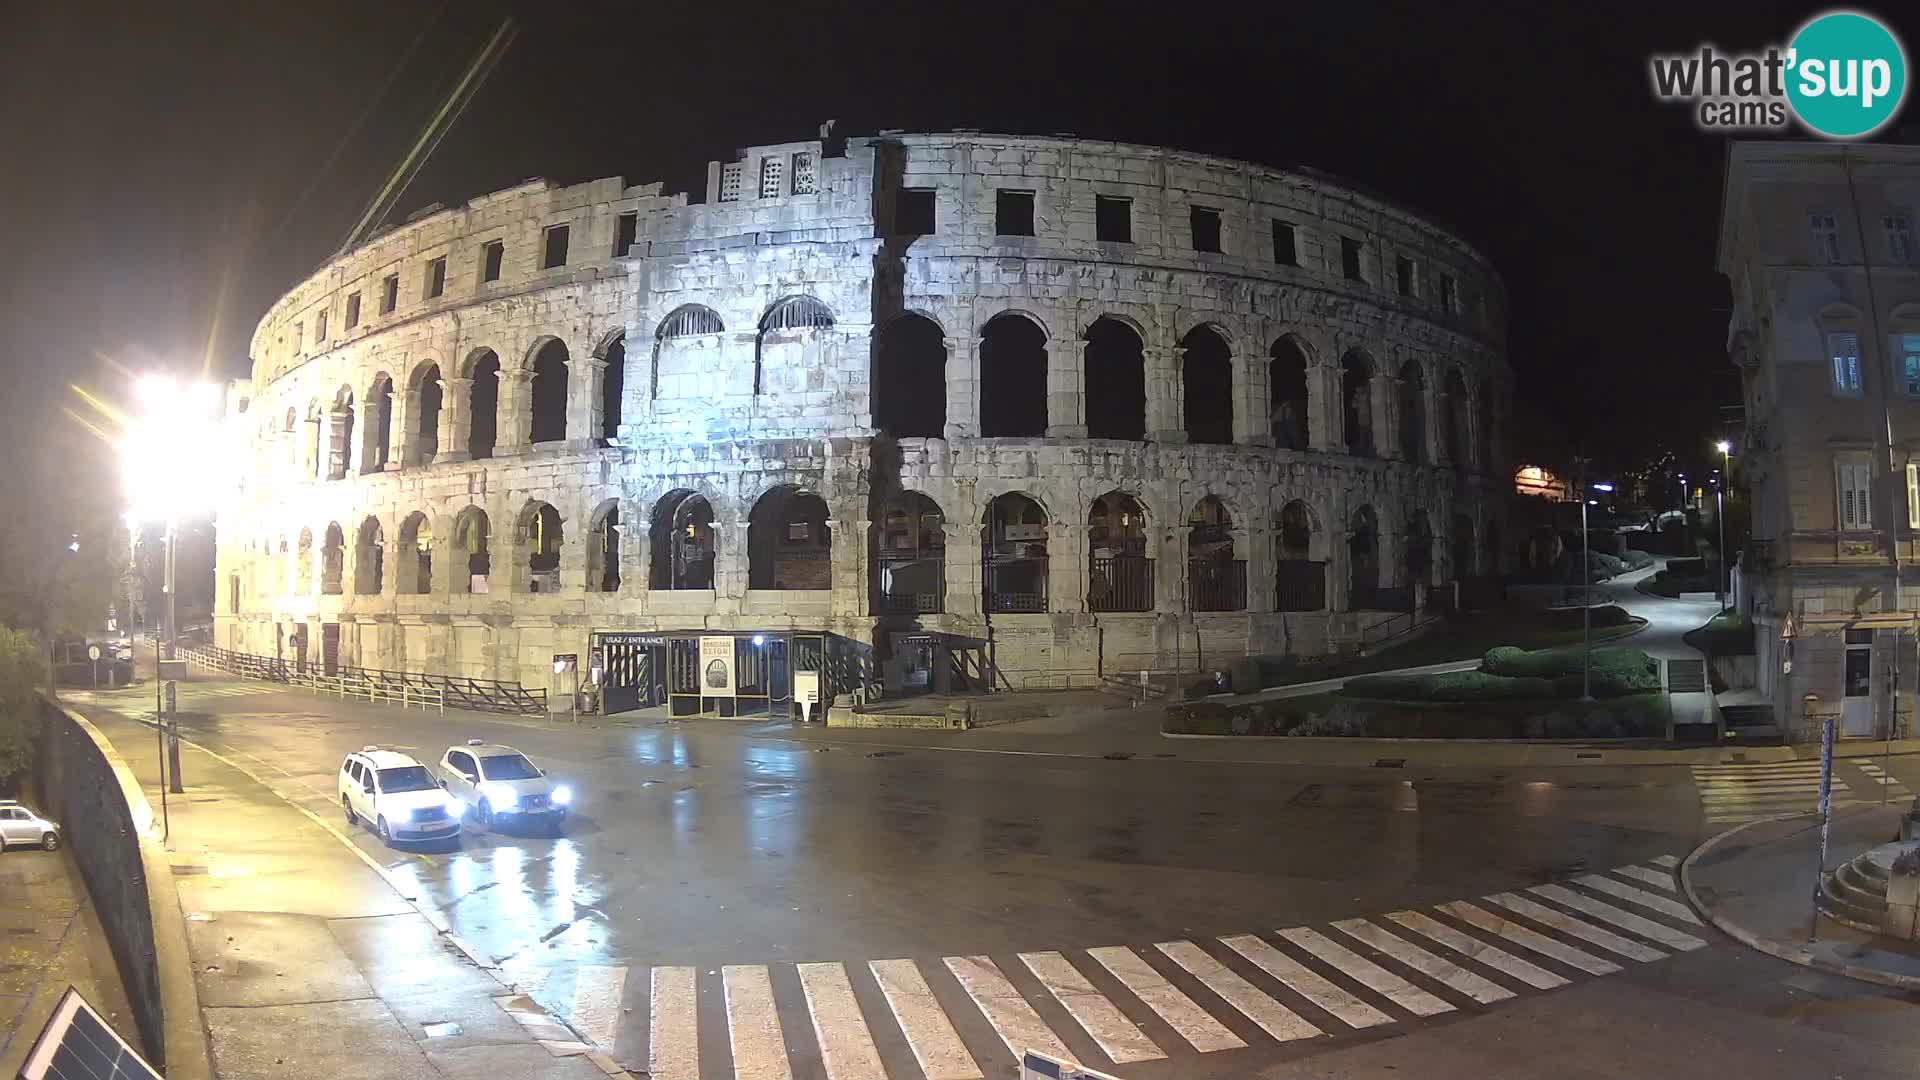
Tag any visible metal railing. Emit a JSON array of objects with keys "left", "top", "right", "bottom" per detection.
[
  {"left": 874, "top": 555, "right": 945, "bottom": 614},
  {"left": 179, "top": 645, "right": 543, "bottom": 716},
  {"left": 1188, "top": 559, "right": 1247, "bottom": 612},
  {"left": 1275, "top": 560, "right": 1326, "bottom": 612},
  {"left": 983, "top": 557, "right": 1048, "bottom": 613},
  {"left": 1089, "top": 556, "right": 1154, "bottom": 612}
]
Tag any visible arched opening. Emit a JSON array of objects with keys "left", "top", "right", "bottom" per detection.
[
  {"left": 1088, "top": 491, "right": 1152, "bottom": 612},
  {"left": 1443, "top": 368, "right": 1468, "bottom": 466},
  {"left": 529, "top": 339, "right": 569, "bottom": 444},
  {"left": 1347, "top": 505, "right": 1379, "bottom": 609},
  {"left": 284, "top": 408, "right": 298, "bottom": 470},
  {"left": 411, "top": 364, "right": 442, "bottom": 465},
  {"left": 321, "top": 522, "right": 345, "bottom": 594},
  {"left": 873, "top": 492, "right": 945, "bottom": 613},
  {"left": 1398, "top": 360, "right": 1426, "bottom": 463},
  {"left": 1187, "top": 495, "right": 1244, "bottom": 611},
  {"left": 398, "top": 512, "right": 432, "bottom": 594},
  {"left": 296, "top": 527, "right": 313, "bottom": 592},
  {"left": 599, "top": 335, "right": 625, "bottom": 441},
  {"left": 467, "top": 349, "right": 500, "bottom": 459},
  {"left": 649, "top": 491, "right": 715, "bottom": 590},
  {"left": 587, "top": 502, "right": 622, "bottom": 592},
  {"left": 453, "top": 507, "right": 491, "bottom": 593},
  {"left": 1084, "top": 318, "right": 1146, "bottom": 440},
  {"left": 1342, "top": 351, "right": 1374, "bottom": 456},
  {"left": 982, "top": 493, "right": 1049, "bottom": 613},
  {"left": 1181, "top": 326, "right": 1233, "bottom": 445},
  {"left": 306, "top": 402, "right": 323, "bottom": 479},
  {"left": 1270, "top": 337, "right": 1310, "bottom": 450},
  {"left": 651, "top": 304, "right": 724, "bottom": 400},
  {"left": 748, "top": 487, "right": 832, "bottom": 590},
  {"left": 1405, "top": 510, "right": 1434, "bottom": 586},
  {"left": 1478, "top": 378, "right": 1496, "bottom": 474},
  {"left": 354, "top": 517, "right": 384, "bottom": 594},
  {"left": 1451, "top": 513, "right": 1475, "bottom": 580},
  {"left": 363, "top": 374, "right": 393, "bottom": 473},
  {"left": 979, "top": 313, "right": 1047, "bottom": 436},
  {"left": 872, "top": 314, "right": 946, "bottom": 438},
  {"left": 522, "top": 502, "right": 564, "bottom": 592},
  {"left": 1275, "top": 500, "right": 1326, "bottom": 611},
  {"left": 329, "top": 389, "right": 354, "bottom": 480},
  {"left": 755, "top": 297, "right": 833, "bottom": 396}
]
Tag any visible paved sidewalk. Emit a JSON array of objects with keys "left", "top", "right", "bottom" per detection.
[
  {"left": 1683, "top": 804, "right": 1920, "bottom": 988},
  {"left": 68, "top": 701, "right": 614, "bottom": 1080},
  {"left": 0, "top": 843, "right": 139, "bottom": 1075}
]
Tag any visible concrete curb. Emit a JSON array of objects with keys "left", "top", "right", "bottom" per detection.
[{"left": 1679, "top": 811, "right": 1920, "bottom": 992}]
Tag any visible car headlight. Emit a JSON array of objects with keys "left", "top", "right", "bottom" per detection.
[
  {"left": 443, "top": 792, "right": 465, "bottom": 816},
  {"left": 480, "top": 783, "right": 519, "bottom": 809},
  {"left": 551, "top": 785, "right": 573, "bottom": 807}
]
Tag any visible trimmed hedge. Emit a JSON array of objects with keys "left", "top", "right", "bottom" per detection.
[
  {"left": 1163, "top": 693, "right": 1670, "bottom": 739},
  {"left": 1345, "top": 670, "right": 1555, "bottom": 701}
]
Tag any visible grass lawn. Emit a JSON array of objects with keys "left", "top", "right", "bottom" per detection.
[
  {"left": 1262, "top": 609, "right": 1645, "bottom": 688},
  {"left": 1683, "top": 610, "right": 1754, "bottom": 657}
]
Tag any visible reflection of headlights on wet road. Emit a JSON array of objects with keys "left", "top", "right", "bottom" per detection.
[
  {"left": 552, "top": 785, "right": 573, "bottom": 807},
  {"left": 481, "top": 783, "right": 520, "bottom": 809}
]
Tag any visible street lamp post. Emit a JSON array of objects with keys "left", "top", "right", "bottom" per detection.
[
  {"left": 1582, "top": 482, "right": 1615, "bottom": 702},
  {"left": 1715, "top": 440, "right": 1732, "bottom": 611}
]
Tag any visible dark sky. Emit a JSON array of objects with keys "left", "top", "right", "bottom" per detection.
[{"left": 3, "top": 1, "right": 1907, "bottom": 482}]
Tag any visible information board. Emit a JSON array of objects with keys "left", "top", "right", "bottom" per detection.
[{"left": 699, "top": 635, "right": 735, "bottom": 696}]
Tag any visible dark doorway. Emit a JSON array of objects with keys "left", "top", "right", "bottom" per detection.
[
  {"left": 530, "top": 340, "right": 569, "bottom": 443},
  {"left": 1084, "top": 318, "right": 1145, "bottom": 440},
  {"left": 1181, "top": 327, "right": 1233, "bottom": 445},
  {"left": 601, "top": 337, "right": 625, "bottom": 441},
  {"left": 979, "top": 314, "right": 1047, "bottom": 436},
  {"left": 872, "top": 315, "right": 946, "bottom": 438},
  {"left": 469, "top": 350, "right": 500, "bottom": 458}
]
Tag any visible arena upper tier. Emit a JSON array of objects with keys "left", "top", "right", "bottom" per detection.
[{"left": 214, "top": 131, "right": 1511, "bottom": 715}]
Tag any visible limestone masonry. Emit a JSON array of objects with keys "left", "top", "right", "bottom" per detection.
[{"left": 214, "top": 131, "right": 1511, "bottom": 713}]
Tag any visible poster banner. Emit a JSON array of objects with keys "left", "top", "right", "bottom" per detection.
[{"left": 699, "top": 635, "right": 736, "bottom": 696}]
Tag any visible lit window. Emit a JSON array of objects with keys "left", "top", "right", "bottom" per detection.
[
  {"left": 1829, "top": 331, "right": 1862, "bottom": 395},
  {"left": 790, "top": 152, "right": 816, "bottom": 195},
  {"left": 1905, "top": 334, "right": 1920, "bottom": 396},
  {"left": 1809, "top": 210, "right": 1842, "bottom": 264},
  {"left": 719, "top": 162, "right": 743, "bottom": 203},
  {"left": 759, "top": 156, "right": 783, "bottom": 199},
  {"left": 1887, "top": 213, "right": 1915, "bottom": 263}
]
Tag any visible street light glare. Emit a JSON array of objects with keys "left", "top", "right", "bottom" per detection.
[
  {"left": 1716, "top": 440, "right": 1732, "bottom": 454},
  {"left": 1593, "top": 483, "right": 1614, "bottom": 492},
  {"left": 123, "top": 374, "right": 225, "bottom": 524}
]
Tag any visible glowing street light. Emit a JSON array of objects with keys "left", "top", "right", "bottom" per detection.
[
  {"left": 1580, "top": 482, "right": 1615, "bottom": 701},
  {"left": 1715, "top": 440, "right": 1733, "bottom": 608}
]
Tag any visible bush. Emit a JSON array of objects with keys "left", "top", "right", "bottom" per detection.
[
  {"left": 1345, "top": 670, "right": 1555, "bottom": 702},
  {"left": 1164, "top": 702, "right": 1232, "bottom": 734},
  {"left": 0, "top": 626, "right": 46, "bottom": 780},
  {"left": 1286, "top": 712, "right": 1369, "bottom": 737},
  {"left": 1482, "top": 644, "right": 1652, "bottom": 680},
  {"left": 1623, "top": 550, "right": 1655, "bottom": 570}
]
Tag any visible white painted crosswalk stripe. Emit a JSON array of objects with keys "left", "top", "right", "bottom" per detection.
[
  {"left": 946, "top": 955, "right": 1072, "bottom": 1063},
  {"left": 869, "top": 959, "right": 981, "bottom": 1080},
  {"left": 1019, "top": 951, "right": 1164, "bottom": 1063},
  {"left": 1573, "top": 874, "right": 1704, "bottom": 924},
  {"left": 1437, "top": 901, "right": 1622, "bottom": 976},
  {"left": 1527, "top": 884, "right": 1708, "bottom": 952},
  {"left": 1649, "top": 854, "right": 1680, "bottom": 868},
  {"left": 571, "top": 964, "right": 627, "bottom": 1052},
  {"left": 1483, "top": 893, "right": 1666, "bottom": 962},
  {"left": 1611, "top": 865, "right": 1678, "bottom": 891},
  {"left": 1384, "top": 910, "right": 1570, "bottom": 990},
  {"left": 1219, "top": 934, "right": 1393, "bottom": 1029},
  {"left": 1155, "top": 940, "right": 1322, "bottom": 1043},
  {"left": 723, "top": 964, "right": 792, "bottom": 1080},
  {"left": 797, "top": 962, "right": 887, "bottom": 1080},
  {"left": 1329, "top": 918, "right": 1515, "bottom": 1005},
  {"left": 1277, "top": 927, "right": 1454, "bottom": 1017},
  {"left": 649, "top": 965, "right": 699, "bottom": 1080},
  {"left": 1085, "top": 946, "right": 1244, "bottom": 1053}
]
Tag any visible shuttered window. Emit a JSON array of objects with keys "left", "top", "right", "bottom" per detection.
[{"left": 1840, "top": 461, "right": 1873, "bottom": 530}]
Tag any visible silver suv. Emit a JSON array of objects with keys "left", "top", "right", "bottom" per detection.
[{"left": 0, "top": 801, "right": 60, "bottom": 851}]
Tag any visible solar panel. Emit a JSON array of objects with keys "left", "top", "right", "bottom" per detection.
[{"left": 16, "top": 987, "right": 160, "bottom": 1080}]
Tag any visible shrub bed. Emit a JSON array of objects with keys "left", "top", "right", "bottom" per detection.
[{"left": 1164, "top": 693, "right": 1669, "bottom": 739}]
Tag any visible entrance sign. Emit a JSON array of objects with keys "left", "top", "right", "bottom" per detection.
[
  {"left": 553, "top": 653, "right": 578, "bottom": 674},
  {"left": 699, "top": 635, "right": 736, "bottom": 696},
  {"left": 794, "top": 670, "right": 820, "bottom": 722}
]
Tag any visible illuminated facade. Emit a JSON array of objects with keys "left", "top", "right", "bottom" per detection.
[{"left": 215, "top": 132, "right": 1511, "bottom": 712}]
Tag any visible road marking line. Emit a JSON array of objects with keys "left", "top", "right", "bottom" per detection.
[
  {"left": 649, "top": 966, "right": 698, "bottom": 1080},
  {"left": 868, "top": 959, "right": 981, "bottom": 1080},
  {"left": 723, "top": 964, "right": 792, "bottom": 1080},
  {"left": 1437, "top": 902, "right": 1621, "bottom": 976},
  {"left": 1573, "top": 874, "right": 1704, "bottom": 924},
  {"left": 1019, "top": 951, "right": 1164, "bottom": 1063},
  {"left": 1648, "top": 854, "right": 1680, "bottom": 868},
  {"left": 1526, "top": 885, "right": 1707, "bottom": 951},
  {"left": 1383, "top": 911, "right": 1568, "bottom": 990},
  {"left": 1329, "top": 919, "right": 1514, "bottom": 1005},
  {"left": 1219, "top": 934, "right": 1392, "bottom": 1029},
  {"left": 1611, "top": 865, "right": 1678, "bottom": 891},
  {"left": 1085, "top": 946, "right": 1243, "bottom": 1053},
  {"left": 1155, "top": 940, "right": 1320, "bottom": 1043},
  {"left": 797, "top": 962, "right": 887, "bottom": 1080},
  {"left": 572, "top": 964, "right": 628, "bottom": 1052},
  {"left": 945, "top": 955, "right": 1072, "bottom": 1063},
  {"left": 1276, "top": 927, "right": 1453, "bottom": 1017},
  {"left": 1483, "top": 893, "right": 1665, "bottom": 962}
]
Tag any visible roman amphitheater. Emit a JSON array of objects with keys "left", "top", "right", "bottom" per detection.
[{"left": 213, "top": 131, "right": 1511, "bottom": 716}]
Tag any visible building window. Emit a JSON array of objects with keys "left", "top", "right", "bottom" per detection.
[
  {"left": 1829, "top": 331, "right": 1862, "bottom": 395},
  {"left": 996, "top": 189, "right": 1035, "bottom": 237},
  {"left": 719, "top": 162, "right": 743, "bottom": 203},
  {"left": 1907, "top": 462, "right": 1919, "bottom": 527},
  {"left": 759, "top": 157, "right": 783, "bottom": 199},
  {"left": 614, "top": 212, "right": 638, "bottom": 256},
  {"left": 315, "top": 309, "right": 328, "bottom": 343},
  {"left": 542, "top": 224, "right": 570, "bottom": 269},
  {"left": 1396, "top": 255, "right": 1414, "bottom": 296},
  {"left": 1096, "top": 195, "right": 1131, "bottom": 243},
  {"left": 1840, "top": 459, "right": 1873, "bottom": 530},
  {"left": 1887, "top": 213, "right": 1915, "bottom": 264},
  {"left": 1272, "top": 221, "right": 1297, "bottom": 266},
  {"left": 482, "top": 240, "right": 504, "bottom": 282},
  {"left": 293, "top": 321, "right": 304, "bottom": 352},
  {"left": 791, "top": 152, "right": 816, "bottom": 195},
  {"left": 380, "top": 273, "right": 398, "bottom": 315},
  {"left": 1809, "top": 210, "right": 1842, "bottom": 264},
  {"left": 1341, "top": 236, "right": 1364, "bottom": 281},
  {"left": 344, "top": 292, "right": 361, "bottom": 330},
  {"left": 1190, "top": 206, "right": 1222, "bottom": 253},
  {"left": 1904, "top": 333, "right": 1920, "bottom": 396},
  {"left": 1440, "top": 274, "right": 1458, "bottom": 313},
  {"left": 894, "top": 188, "right": 935, "bottom": 235},
  {"left": 425, "top": 257, "right": 446, "bottom": 299}
]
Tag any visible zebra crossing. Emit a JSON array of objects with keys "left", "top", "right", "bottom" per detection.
[
  {"left": 520, "top": 857, "right": 1706, "bottom": 1078},
  {"left": 1691, "top": 758, "right": 1914, "bottom": 825},
  {"left": 178, "top": 682, "right": 284, "bottom": 699}
]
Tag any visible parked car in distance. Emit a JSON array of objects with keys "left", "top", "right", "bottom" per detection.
[
  {"left": 436, "top": 740, "right": 571, "bottom": 832},
  {"left": 0, "top": 801, "right": 61, "bottom": 851},
  {"left": 338, "top": 748, "right": 463, "bottom": 844}
]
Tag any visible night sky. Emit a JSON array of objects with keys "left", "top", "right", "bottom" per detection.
[{"left": 3, "top": 1, "right": 1911, "bottom": 486}]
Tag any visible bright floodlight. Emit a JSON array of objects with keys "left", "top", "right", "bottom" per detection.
[
  {"left": 122, "top": 375, "right": 223, "bottom": 524},
  {"left": 1716, "top": 440, "right": 1732, "bottom": 454},
  {"left": 1593, "top": 483, "right": 1614, "bottom": 492}
]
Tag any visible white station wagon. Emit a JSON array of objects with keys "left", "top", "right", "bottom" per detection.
[
  {"left": 338, "top": 747, "right": 464, "bottom": 844},
  {"left": 437, "top": 740, "right": 571, "bottom": 831}
]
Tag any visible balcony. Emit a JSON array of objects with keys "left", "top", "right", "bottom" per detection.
[
  {"left": 875, "top": 555, "right": 945, "bottom": 615},
  {"left": 1089, "top": 556, "right": 1154, "bottom": 613}
]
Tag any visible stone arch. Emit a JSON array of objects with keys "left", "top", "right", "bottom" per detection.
[
  {"left": 321, "top": 521, "right": 345, "bottom": 595},
  {"left": 328, "top": 387, "right": 354, "bottom": 480},
  {"left": 754, "top": 297, "right": 834, "bottom": 397},
  {"left": 1275, "top": 499, "right": 1327, "bottom": 611},
  {"left": 586, "top": 498, "right": 623, "bottom": 593},
  {"left": 1451, "top": 512, "right": 1475, "bottom": 579},
  {"left": 872, "top": 313, "right": 947, "bottom": 438},
  {"left": 354, "top": 516, "right": 384, "bottom": 594},
  {"left": 363, "top": 372, "right": 394, "bottom": 473},
  {"left": 1269, "top": 336, "right": 1311, "bottom": 451},
  {"left": 397, "top": 511, "right": 433, "bottom": 594},
  {"left": 1088, "top": 490, "right": 1153, "bottom": 612},
  {"left": 1347, "top": 504, "right": 1380, "bottom": 609},
  {"left": 649, "top": 490, "right": 716, "bottom": 590},
  {"left": 1404, "top": 508, "right": 1435, "bottom": 586},
  {"left": 1478, "top": 377, "right": 1496, "bottom": 474},
  {"left": 873, "top": 491, "right": 946, "bottom": 614},
  {"left": 1181, "top": 325, "right": 1234, "bottom": 445},
  {"left": 408, "top": 360, "right": 442, "bottom": 465},
  {"left": 1341, "top": 349, "right": 1376, "bottom": 457},
  {"left": 464, "top": 348, "right": 500, "bottom": 459},
  {"left": 597, "top": 333, "right": 625, "bottom": 441},
  {"left": 1435, "top": 366, "right": 1464, "bottom": 466},
  {"left": 528, "top": 338, "right": 569, "bottom": 444},
  {"left": 1187, "top": 494, "right": 1245, "bottom": 611},
  {"left": 651, "top": 303, "right": 725, "bottom": 400},
  {"left": 517, "top": 500, "right": 564, "bottom": 592},
  {"left": 451, "top": 506, "right": 491, "bottom": 593},
  {"left": 748, "top": 486, "right": 832, "bottom": 590},
  {"left": 1398, "top": 359, "right": 1426, "bottom": 463},
  {"left": 982, "top": 491, "right": 1050, "bottom": 613},
  {"left": 1085, "top": 317, "right": 1146, "bottom": 441},
  {"left": 979, "top": 311, "right": 1048, "bottom": 437}
]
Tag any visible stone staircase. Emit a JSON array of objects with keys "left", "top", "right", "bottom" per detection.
[{"left": 1819, "top": 846, "right": 1895, "bottom": 932}]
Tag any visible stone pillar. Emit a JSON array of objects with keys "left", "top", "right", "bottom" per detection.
[
  {"left": 828, "top": 515, "right": 868, "bottom": 617},
  {"left": 1046, "top": 339, "right": 1088, "bottom": 439},
  {"left": 1235, "top": 353, "right": 1272, "bottom": 447},
  {"left": 1157, "top": 523, "right": 1185, "bottom": 613},
  {"left": 439, "top": 377, "right": 471, "bottom": 463},
  {"left": 1428, "top": 373, "right": 1448, "bottom": 467},
  {"left": 1146, "top": 346, "right": 1187, "bottom": 444},
  {"left": 1049, "top": 522, "right": 1088, "bottom": 613},
  {"left": 571, "top": 356, "right": 605, "bottom": 446},
  {"left": 498, "top": 368, "right": 532, "bottom": 454},
  {"left": 389, "top": 389, "right": 415, "bottom": 471},
  {"left": 1246, "top": 524, "right": 1275, "bottom": 611},
  {"left": 1369, "top": 373, "right": 1395, "bottom": 460},
  {"left": 1308, "top": 360, "right": 1337, "bottom": 451},
  {"left": 941, "top": 522, "right": 981, "bottom": 615},
  {"left": 1328, "top": 522, "right": 1351, "bottom": 611},
  {"left": 944, "top": 336, "right": 982, "bottom": 440},
  {"left": 711, "top": 516, "right": 746, "bottom": 609}
]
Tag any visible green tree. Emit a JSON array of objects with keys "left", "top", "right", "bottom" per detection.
[{"left": 0, "top": 626, "right": 47, "bottom": 781}]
